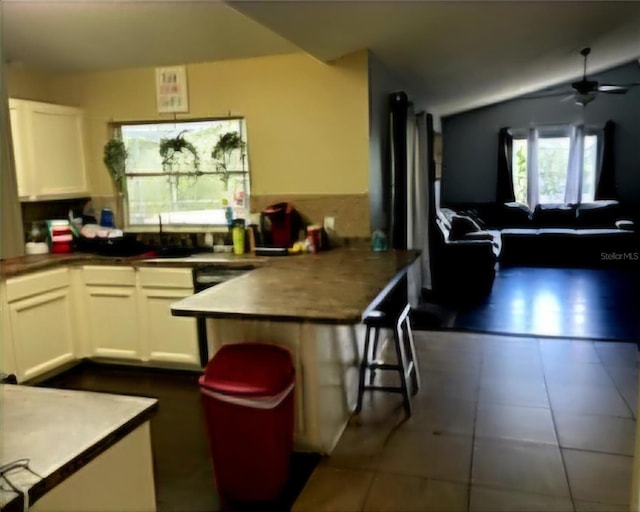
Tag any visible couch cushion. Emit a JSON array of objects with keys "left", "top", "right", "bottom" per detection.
[
  {"left": 449, "top": 214, "right": 482, "bottom": 240},
  {"left": 575, "top": 200, "right": 621, "bottom": 228},
  {"left": 531, "top": 204, "right": 577, "bottom": 227},
  {"left": 499, "top": 202, "right": 532, "bottom": 228}
]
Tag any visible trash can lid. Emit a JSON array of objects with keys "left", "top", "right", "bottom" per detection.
[{"left": 200, "top": 343, "right": 294, "bottom": 397}]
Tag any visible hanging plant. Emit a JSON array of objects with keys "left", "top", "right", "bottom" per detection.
[
  {"left": 211, "top": 131, "right": 246, "bottom": 188},
  {"left": 159, "top": 130, "right": 200, "bottom": 172},
  {"left": 103, "top": 138, "right": 127, "bottom": 192}
]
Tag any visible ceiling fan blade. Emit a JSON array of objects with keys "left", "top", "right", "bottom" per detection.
[
  {"left": 560, "top": 93, "right": 576, "bottom": 103},
  {"left": 598, "top": 84, "right": 629, "bottom": 94}
]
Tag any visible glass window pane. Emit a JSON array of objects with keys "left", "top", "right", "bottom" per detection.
[
  {"left": 120, "top": 119, "right": 249, "bottom": 226},
  {"left": 537, "top": 137, "right": 569, "bottom": 204},
  {"left": 581, "top": 135, "right": 597, "bottom": 203},
  {"left": 512, "top": 138, "right": 528, "bottom": 205},
  {"left": 126, "top": 174, "right": 249, "bottom": 226}
]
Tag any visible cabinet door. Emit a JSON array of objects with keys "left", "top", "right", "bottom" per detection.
[
  {"left": 0, "top": 283, "right": 18, "bottom": 378},
  {"left": 138, "top": 287, "right": 199, "bottom": 366},
  {"left": 9, "top": 98, "right": 89, "bottom": 200},
  {"left": 8, "top": 288, "right": 76, "bottom": 382},
  {"left": 137, "top": 267, "right": 199, "bottom": 367},
  {"left": 85, "top": 286, "right": 140, "bottom": 360}
]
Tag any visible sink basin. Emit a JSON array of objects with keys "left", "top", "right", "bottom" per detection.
[{"left": 153, "top": 246, "right": 199, "bottom": 258}]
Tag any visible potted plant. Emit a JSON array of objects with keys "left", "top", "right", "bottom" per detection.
[
  {"left": 159, "top": 130, "right": 200, "bottom": 172},
  {"left": 103, "top": 138, "right": 127, "bottom": 192},
  {"left": 211, "top": 131, "right": 246, "bottom": 188}
]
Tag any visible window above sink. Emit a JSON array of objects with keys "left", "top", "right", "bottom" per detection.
[{"left": 117, "top": 118, "right": 250, "bottom": 230}]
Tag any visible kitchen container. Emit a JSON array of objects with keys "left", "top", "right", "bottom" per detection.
[
  {"left": 199, "top": 343, "right": 295, "bottom": 503},
  {"left": 306, "top": 224, "right": 322, "bottom": 253},
  {"left": 231, "top": 218, "right": 246, "bottom": 255},
  {"left": 100, "top": 208, "right": 115, "bottom": 228},
  {"left": 47, "top": 220, "right": 74, "bottom": 254}
]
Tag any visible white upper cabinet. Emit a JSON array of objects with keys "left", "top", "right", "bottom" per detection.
[{"left": 9, "top": 98, "right": 90, "bottom": 201}]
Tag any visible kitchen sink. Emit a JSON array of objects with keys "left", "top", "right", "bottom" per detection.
[{"left": 152, "top": 246, "right": 200, "bottom": 258}]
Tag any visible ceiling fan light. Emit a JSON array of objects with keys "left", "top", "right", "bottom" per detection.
[{"left": 575, "top": 93, "right": 595, "bottom": 107}]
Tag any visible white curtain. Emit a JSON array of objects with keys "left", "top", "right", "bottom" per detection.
[
  {"left": 526, "top": 127, "right": 540, "bottom": 208},
  {"left": 406, "top": 111, "right": 430, "bottom": 308},
  {"left": 565, "top": 124, "right": 585, "bottom": 205}
]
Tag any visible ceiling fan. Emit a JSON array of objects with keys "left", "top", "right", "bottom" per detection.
[
  {"left": 527, "top": 47, "right": 639, "bottom": 106},
  {"left": 568, "top": 47, "right": 639, "bottom": 106}
]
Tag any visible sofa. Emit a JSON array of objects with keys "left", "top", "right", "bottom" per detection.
[
  {"left": 432, "top": 207, "right": 501, "bottom": 303},
  {"left": 445, "top": 200, "right": 638, "bottom": 268}
]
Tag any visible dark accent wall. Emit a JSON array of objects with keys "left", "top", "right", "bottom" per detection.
[{"left": 441, "top": 61, "right": 640, "bottom": 209}]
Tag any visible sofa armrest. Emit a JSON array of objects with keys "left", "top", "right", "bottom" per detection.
[{"left": 616, "top": 220, "right": 635, "bottom": 231}]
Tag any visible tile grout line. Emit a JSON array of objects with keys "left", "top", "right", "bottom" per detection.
[
  {"left": 466, "top": 342, "right": 484, "bottom": 512},
  {"left": 596, "top": 345, "right": 638, "bottom": 421},
  {"left": 540, "top": 336, "right": 578, "bottom": 512}
]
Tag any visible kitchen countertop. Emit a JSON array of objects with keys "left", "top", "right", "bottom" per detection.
[
  {"left": 171, "top": 247, "right": 420, "bottom": 323},
  {"left": 0, "top": 251, "right": 269, "bottom": 279},
  {"left": 0, "top": 384, "right": 157, "bottom": 511}
]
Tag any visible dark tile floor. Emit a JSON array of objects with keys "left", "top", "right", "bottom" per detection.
[{"left": 39, "top": 362, "right": 320, "bottom": 512}]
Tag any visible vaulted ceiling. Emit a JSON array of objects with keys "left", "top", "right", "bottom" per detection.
[{"left": 3, "top": 0, "right": 640, "bottom": 116}]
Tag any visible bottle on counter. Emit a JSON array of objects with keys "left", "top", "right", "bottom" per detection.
[
  {"left": 371, "top": 230, "right": 388, "bottom": 252},
  {"left": 232, "top": 218, "right": 246, "bottom": 255}
]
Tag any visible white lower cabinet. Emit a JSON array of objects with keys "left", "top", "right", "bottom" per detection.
[
  {"left": 4, "top": 268, "right": 76, "bottom": 382},
  {"left": 82, "top": 266, "right": 141, "bottom": 361},
  {"left": 1, "top": 265, "right": 200, "bottom": 381},
  {"left": 1, "top": 283, "right": 17, "bottom": 378},
  {"left": 81, "top": 265, "right": 199, "bottom": 367},
  {"left": 138, "top": 268, "right": 199, "bottom": 367}
]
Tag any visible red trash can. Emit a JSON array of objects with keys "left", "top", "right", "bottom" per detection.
[{"left": 199, "top": 343, "right": 295, "bottom": 503}]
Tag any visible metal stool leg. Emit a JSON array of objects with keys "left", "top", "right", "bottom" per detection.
[
  {"left": 402, "top": 310, "right": 420, "bottom": 395},
  {"left": 355, "top": 324, "right": 374, "bottom": 413},
  {"left": 394, "top": 306, "right": 413, "bottom": 417},
  {"left": 368, "top": 325, "right": 381, "bottom": 385}
]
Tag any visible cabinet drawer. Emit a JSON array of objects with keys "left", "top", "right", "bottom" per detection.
[
  {"left": 6, "top": 268, "right": 70, "bottom": 302},
  {"left": 83, "top": 266, "right": 136, "bottom": 286},
  {"left": 138, "top": 267, "right": 194, "bottom": 289}
]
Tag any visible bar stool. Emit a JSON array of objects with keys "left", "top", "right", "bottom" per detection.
[{"left": 355, "top": 303, "right": 420, "bottom": 417}]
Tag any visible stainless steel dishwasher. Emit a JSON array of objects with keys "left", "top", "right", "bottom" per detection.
[{"left": 192, "top": 266, "right": 254, "bottom": 366}]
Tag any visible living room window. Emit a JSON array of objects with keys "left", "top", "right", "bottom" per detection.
[
  {"left": 119, "top": 118, "right": 249, "bottom": 228},
  {"left": 511, "top": 125, "right": 601, "bottom": 207}
]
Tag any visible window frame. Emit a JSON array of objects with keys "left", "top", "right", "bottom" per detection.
[
  {"left": 510, "top": 123, "right": 603, "bottom": 208},
  {"left": 115, "top": 117, "right": 250, "bottom": 231}
]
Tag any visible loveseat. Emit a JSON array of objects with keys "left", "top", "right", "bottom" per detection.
[{"left": 445, "top": 200, "right": 638, "bottom": 267}]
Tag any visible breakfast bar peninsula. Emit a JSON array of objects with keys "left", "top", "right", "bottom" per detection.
[{"left": 171, "top": 247, "right": 419, "bottom": 454}]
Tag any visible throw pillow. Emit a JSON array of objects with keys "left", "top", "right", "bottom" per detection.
[{"left": 449, "top": 215, "right": 481, "bottom": 240}]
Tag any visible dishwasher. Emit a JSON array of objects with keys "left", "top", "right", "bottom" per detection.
[{"left": 192, "top": 266, "right": 254, "bottom": 366}]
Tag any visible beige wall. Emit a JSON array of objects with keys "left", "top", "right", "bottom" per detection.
[
  {"left": 7, "top": 51, "right": 373, "bottom": 236},
  {"left": 47, "top": 51, "right": 370, "bottom": 198},
  {"left": 6, "top": 68, "right": 55, "bottom": 104}
]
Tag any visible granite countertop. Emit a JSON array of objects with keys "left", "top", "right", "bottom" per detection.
[
  {"left": 0, "top": 251, "right": 269, "bottom": 279},
  {"left": 171, "top": 247, "right": 420, "bottom": 323},
  {"left": 0, "top": 384, "right": 157, "bottom": 511}
]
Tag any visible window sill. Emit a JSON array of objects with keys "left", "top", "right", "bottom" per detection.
[{"left": 124, "top": 225, "right": 231, "bottom": 234}]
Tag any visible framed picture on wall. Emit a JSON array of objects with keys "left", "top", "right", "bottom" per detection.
[{"left": 155, "top": 66, "right": 189, "bottom": 114}]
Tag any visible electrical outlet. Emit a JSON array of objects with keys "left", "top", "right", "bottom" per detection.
[{"left": 323, "top": 216, "right": 335, "bottom": 232}]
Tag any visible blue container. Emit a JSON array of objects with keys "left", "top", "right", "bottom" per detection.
[
  {"left": 372, "top": 230, "right": 388, "bottom": 252},
  {"left": 100, "top": 208, "right": 115, "bottom": 228}
]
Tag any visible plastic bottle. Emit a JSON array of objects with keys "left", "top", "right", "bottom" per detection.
[{"left": 371, "top": 230, "right": 388, "bottom": 252}]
